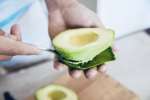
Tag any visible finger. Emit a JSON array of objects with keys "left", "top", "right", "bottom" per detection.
[
  {"left": 0, "top": 29, "right": 5, "bottom": 36},
  {"left": 84, "top": 68, "right": 97, "bottom": 79},
  {"left": 10, "top": 24, "right": 21, "bottom": 41},
  {"left": 0, "top": 55, "right": 12, "bottom": 61},
  {"left": 97, "top": 65, "right": 107, "bottom": 73},
  {"left": 112, "top": 47, "right": 118, "bottom": 52},
  {"left": 53, "top": 58, "right": 66, "bottom": 70},
  {"left": 0, "top": 36, "right": 41, "bottom": 55},
  {"left": 69, "top": 69, "right": 82, "bottom": 79}
]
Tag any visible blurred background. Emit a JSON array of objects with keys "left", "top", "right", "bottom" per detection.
[{"left": 0, "top": 0, "right": 150, "bottom": 100}]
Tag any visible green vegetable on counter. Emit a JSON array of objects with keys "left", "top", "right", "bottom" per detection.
[{"left": 35, "top": 84, "right": 78, "bottom": 100}]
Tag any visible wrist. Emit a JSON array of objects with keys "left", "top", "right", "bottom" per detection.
[
  {"left": 46, "top": 0, "right": 59, "bottom": 12},
  {"left": 46, "top": 0, "right": 78, "bottom": 11},
  {"left": 55, "top": 0, "right": 77, "bottom": 8}
]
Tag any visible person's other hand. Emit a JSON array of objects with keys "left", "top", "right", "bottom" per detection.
[
  {"left": 47, "top": 0, "right": 106, "bottom": 79},
  {"left": 0, "top": 24, "right": 41, "bottom": 61}
]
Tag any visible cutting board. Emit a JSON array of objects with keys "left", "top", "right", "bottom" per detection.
[{"left": 27, "top": 73, "right": 139, "bottom": 100}]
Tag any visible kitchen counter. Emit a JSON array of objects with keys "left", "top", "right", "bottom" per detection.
[{"left": 107, "top": 31, "right": 150, "bottom": 100}]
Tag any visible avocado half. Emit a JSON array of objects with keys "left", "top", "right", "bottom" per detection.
[
  {"left": 52, "top": 28, "right": 115, "bottom": 70},
  {"left": 36, "top": 84, "right": 78, "bottom": 100}
]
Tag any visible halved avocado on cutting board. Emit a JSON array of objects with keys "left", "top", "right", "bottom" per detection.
[
  {"left": 52, "top": 28, "right": 115, "bottom": 70},
  {"left": 35, "top": 84, "right": 78, "bottom": 100}
]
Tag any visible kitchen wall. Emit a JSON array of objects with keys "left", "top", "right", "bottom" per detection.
[
  {"left": 79, "top": 0, "right": 97, "bottom": 12},
  {"left": 98, "top": 0, "right": 150, "bottom": 37}
]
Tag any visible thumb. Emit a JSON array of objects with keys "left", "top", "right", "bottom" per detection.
[{"left": 0, "top": 36, "right": 41, "bottom": 55}]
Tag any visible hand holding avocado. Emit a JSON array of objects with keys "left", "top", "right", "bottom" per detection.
[
  {"left": 47, "top": 0, "right": 115, "bottom": 79},
  {"left": 0, "top": 0, "right": 115, "bottom": 79}
]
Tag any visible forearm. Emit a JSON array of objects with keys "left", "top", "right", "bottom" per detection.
[{"left": 0, "top": 36, "right": 40, "bottom": 55}]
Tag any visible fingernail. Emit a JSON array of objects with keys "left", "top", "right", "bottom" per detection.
[
  {"left": 86, "top": 69, "right": 97, "bottom": 79},
  {"left": 56, "top": 64, "right": 64, "bottom": 71},
  {"left": 71, "top": 70, "right": 82, "bottom": 79},
  {"left": 99, "top": 66, "right": 107, "bottom": 73},
  {"left": 54, "top": 61, "right": 65, "bottom": 71}
]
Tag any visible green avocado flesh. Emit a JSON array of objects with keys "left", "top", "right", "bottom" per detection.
[
  {"left": 35, "top": 84, "right": 78, "bottom": 100},
  {"left": 52, "top": 28, "right": 115, "bottom": 70}
]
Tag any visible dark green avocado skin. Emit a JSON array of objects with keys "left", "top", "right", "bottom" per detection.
[{"left": 55, "top": 47, "right": 116, "bottom": 70}]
